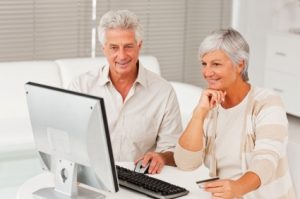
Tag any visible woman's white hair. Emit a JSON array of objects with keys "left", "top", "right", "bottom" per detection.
[
  {"left": 98, "top": 10, "right": 143, "bottom": 45},
  {"left": 198, "top": 28, "right": 250, "bottom": 81}
]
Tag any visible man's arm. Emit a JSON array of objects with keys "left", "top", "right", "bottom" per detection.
[{"left": 135, "top": 86, "right": 181, "bottom": 174}]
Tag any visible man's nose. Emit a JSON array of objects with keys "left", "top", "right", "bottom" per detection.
[{"left": 117, "top": 47, "right": 126, "bottom": 59}]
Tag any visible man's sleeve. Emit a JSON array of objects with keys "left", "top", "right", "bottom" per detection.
[{"left": 155, "top": 87, "right": 183, "bottom": 153}]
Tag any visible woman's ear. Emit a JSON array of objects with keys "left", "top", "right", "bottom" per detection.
[{"left": 237, "top": 60, "right": 245, "bottom": 74}]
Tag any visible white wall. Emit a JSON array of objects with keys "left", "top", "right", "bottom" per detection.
[{"left": 232, "top": 0, "right": 300, "bottom": 87}]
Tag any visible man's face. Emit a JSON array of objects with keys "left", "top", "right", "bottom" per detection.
[{"left": 102, "top": 28, "right": 142, "bottom": 77}]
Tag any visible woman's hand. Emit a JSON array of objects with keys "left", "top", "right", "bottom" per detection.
[
  {"left": 193, "top": 89, "right": 226, "bottom": 118},
  {"left": 201, "top": 89, "right": 226, "bottom": 109},
  {"left": 203, "top": 179, "right": 243, "bottom": 199},
  {"left": 203, "top": 172, "right": 261, "bottom": 199}
]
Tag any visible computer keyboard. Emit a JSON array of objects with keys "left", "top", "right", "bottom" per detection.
[{"left": 116, "top": 165, "right": 189, "bottom": 199}]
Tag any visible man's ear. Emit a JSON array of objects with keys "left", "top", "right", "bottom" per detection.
[
  {"left": 138, "top": 40, "right": 143, "bottom": 49},
  {"left": 102, "top": 44, "right": 106, "bottom": 56}
]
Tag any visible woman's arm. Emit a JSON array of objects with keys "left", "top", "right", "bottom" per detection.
[
  {"left": 178, "top": 89, "right": 226, "bottom": 151},
  {"left": 178, "top": 106, "right": 207, "bottom": 151},
  {"left": 174, "top": 89, "right": 226, "bottom": 170}
]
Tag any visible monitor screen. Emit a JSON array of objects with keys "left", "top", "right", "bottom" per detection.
[{"left": 25, "top": 82, "right": 119, "bottom": 199}]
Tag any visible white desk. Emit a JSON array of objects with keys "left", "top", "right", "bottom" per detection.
[{"left": 17, "top": 162, "right": 211, "bottom": 199}]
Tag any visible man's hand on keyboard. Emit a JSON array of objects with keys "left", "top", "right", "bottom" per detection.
[{"left": 135, "top": 151, "right": 166, "bottom": 174}]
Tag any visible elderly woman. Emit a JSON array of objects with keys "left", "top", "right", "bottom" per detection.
[{"left": 174, "top": 29, "right": 295, "bottom": 198}]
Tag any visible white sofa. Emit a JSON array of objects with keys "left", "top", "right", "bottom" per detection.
[{"left": 0, "top": 55, "right": 202, "bottom": 156}]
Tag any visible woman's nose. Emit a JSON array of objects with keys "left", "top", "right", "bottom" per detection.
[{"left": 203, "top": 65, "right": 214, "bottom": 77}]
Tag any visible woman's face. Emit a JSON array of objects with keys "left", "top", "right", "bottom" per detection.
[{"left": 201, "top": 50, "right": 242, "bottom": 90}]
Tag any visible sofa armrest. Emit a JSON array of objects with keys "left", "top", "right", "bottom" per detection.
[
  {"left": 0, "top": 61, "right": 62, "bottom": 119},
  {"left": 0, "top": 118, "right": 35, "bottom": 156}
]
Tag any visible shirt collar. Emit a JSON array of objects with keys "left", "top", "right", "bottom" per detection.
[
  {"left": 135, "top": 61, "right": 148, "bottom": 88},
  {"left": 97, "top": 64, "right": 110, "bottom": 86}
]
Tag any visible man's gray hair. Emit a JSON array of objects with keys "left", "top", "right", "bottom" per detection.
[
  {"left": 98, "top": 10, "right": 143, "bottom": 45},
  {"left": 198, "top": 28, "right": 250, "bottom": 81}
]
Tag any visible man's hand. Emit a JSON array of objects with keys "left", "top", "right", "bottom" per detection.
[{"left": 135, "top": 151, "right": 175, "bottom": 174}]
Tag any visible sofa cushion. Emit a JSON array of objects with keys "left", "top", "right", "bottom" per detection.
[
  {"left": 0, "top": 118, "right": 34, "bottom": 154},
  {"left": 170, "top": 81, "right": 202, "bottom": 128},
  {"left": 0, "top": 61, "right": 62, "bottom": 119},
  {"left": 56, "top": 55, "right": 161, "bottom": 88},
  {"left": 56, "top": 57, "right": 107, "bottom": 89}
]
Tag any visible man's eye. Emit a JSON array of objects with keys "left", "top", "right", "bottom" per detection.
[
  {"left": 110, "top": 46, "right": 118, "bottom": 50},
  {"left": 201, "top": 62, "right": 207, "bottom": 67}
]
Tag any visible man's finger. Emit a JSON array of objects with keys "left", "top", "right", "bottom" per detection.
[
  {"left": 156, "top": 163, "right": 164, "bottom": 174},
  {"left": 148, "top": 157, "right": 159, "bottom": 173},
  {"left": 134, "top": 156, "right": 144, "bottom": 165},
  {"left": 152, "top": 163, "right": 161, "bottom": 174},
  {"left": 142, "top": 153, "right": 153, "bottom": 166}
]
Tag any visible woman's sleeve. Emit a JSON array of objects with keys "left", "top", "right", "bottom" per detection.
[
  {"left": 247, "top": 94, "right": 288, "bottom": 185},
  {"left": 174, "top": 142, "right": 204, "bottom": 171}
]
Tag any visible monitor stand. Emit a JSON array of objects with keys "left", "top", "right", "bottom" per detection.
[{"left": 32, "top": 159, "right": 106, "bottom": 199}]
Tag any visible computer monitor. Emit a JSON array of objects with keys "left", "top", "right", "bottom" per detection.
[{"left": 25, "top": 82, "right": 119, "bottom": 199}]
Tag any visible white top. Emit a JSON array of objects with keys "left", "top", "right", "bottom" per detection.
[
  {"left": 214, "top": 96, "right": 248, "bottom": 179},
  {"left": 68, "top": 64, "right": 182, "bottom": 161}
]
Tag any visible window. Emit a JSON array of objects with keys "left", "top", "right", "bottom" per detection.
[
  {"left": 0, "top": 0, "right": 92, "bottom": 61},
  {"left": 96, "top": 0, "right": 232, "bottom": 86},
  {"left": 0, "top": 0, "right": 232, "bottom": 87}
]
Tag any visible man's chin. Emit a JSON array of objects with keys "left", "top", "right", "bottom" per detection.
[
  {"left": 116, "top": 64, "right": 129, "bottom": 69},
  {"left": 115, "top": 66, "right": 135, "bottom": 75}
]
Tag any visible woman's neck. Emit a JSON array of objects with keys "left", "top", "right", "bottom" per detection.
[{"left": 221, "top": 82, "right": 251, "bottom": 109}]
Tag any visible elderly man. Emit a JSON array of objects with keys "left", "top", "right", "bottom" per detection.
[{"left": 69, "top": 10, "right": 182, "bottom": 174}]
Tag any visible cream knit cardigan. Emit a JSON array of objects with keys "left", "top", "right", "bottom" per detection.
[{"left": 174, "top": 87, "right": 296, "bottom": 199}]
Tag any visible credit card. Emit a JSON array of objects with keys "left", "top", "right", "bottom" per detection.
[{"left": 196, "top": 177, "right": 219, "bottom": 188}]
